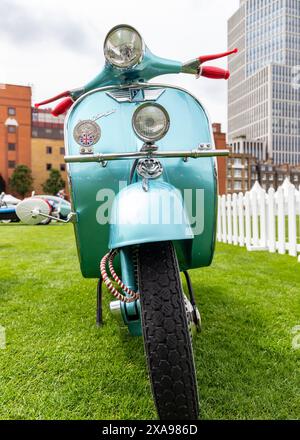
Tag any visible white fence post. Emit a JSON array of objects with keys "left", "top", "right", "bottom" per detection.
[
  {"left": 232, "top": 193, "right": 238, "bottom": 246},
  {"left": 221, "top": 195, "right": 227, "bottom": 243},
  {"left": 267, "top": 187, "right": 276, "bottom": 253},
  {"left": 288, "top": 183, "right": 297, "bottom": 257},
  {"left": 217, "top": 195, "right": 222, "bottom": 242},
  {"left": 251, "top": 189, "right": 259, "bottom": 247},
  {"left": 238, "top": 192, "right": 245, "bottom": 247},
  {"left": 259, "top": 188, "right": 267, "bottom": 248},
  {"left": 227, "top": 194, "right": 233, "bottom": 244},
  {"left": 277, "top": 186, "right": 286, "bottom": 255},
  {"left": 245, "top": 192, "right": 251, "bottom": 249}
]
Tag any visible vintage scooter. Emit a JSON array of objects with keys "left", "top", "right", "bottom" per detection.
[{"left": 32, "top": 25, "right": 236, "bottom": 419}]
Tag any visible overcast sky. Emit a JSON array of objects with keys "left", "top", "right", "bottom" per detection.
[{"left": 0, "top": 0, "right": 239, "bottom": 130}]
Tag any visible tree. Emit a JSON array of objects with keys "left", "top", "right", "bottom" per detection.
[
  {"left": 42, "top": 169, "right": 65, "bottom": 195},
  {"left": 0, "top": 174, "right": 6, "bottom": 193},
  {"left": 9, "top": 165, "right": 33, "bottom": 197}
]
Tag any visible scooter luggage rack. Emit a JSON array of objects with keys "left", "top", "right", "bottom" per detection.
[{"left": 64, "top": 148, "right": 229, "bottom": 164}]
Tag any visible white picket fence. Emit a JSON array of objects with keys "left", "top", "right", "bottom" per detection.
[{"left": 217, "top": 178, "right": 300, "bottom": 262}]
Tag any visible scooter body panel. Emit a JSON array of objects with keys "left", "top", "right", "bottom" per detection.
[{"left": 65, "top": 84, "right": 217, "bottom": 278}]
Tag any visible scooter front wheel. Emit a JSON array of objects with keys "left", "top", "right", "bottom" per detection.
[{"left": 138, "top": 241, "right": 199, "bottom": 420}]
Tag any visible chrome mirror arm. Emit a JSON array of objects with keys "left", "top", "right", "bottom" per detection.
[{"left": 30, "top": 210, "right": 77, "bottom": 224}]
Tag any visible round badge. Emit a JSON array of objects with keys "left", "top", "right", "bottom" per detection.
[{"left": 73, "top": 120, "right": 101, "bottom": 147}]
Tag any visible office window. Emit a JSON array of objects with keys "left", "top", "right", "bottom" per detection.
[
  {"left": 8, "top": 143, "right": 16, "bottom": 151},
  {"left": 7, "top": 125, "right": 16, "bottom": 133},
  {"left": 60, "top": 164, "right": 66, "bottom": 171},
  {"left": 60, "top": 147, "right": 65, "bottom": 155},
  {"left": 8, "top": 160, "right": 15, "bottom": 168},
  {"left": 46, "top": 146, "right": 52, "bottom": 154},
  {"left": 8, "top": 107, "right": 16, "bottom": 116},
  {"left": 46, "top": 163, "right": 52, "bottom": 171}
]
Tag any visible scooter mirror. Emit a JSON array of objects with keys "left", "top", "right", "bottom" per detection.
[{"left": 16, "top": 198, "right": 51, "bottom": 225}]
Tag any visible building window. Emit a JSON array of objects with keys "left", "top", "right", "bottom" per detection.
[
  {"left": 8, "top": 107, "right": 16, "bottom": 116},
  {"left": 8, "top": 160, "right": 15, "bottom": 168},
  {"left": 7, "top": 125, "right": 16, "bottom": 133},
  {"left": 234, "top": 158, "right": 242, "bottom": 167},
  {"left": 46, "top": 146, "right": 52, "bottom": 154},
  {"left": 45, "top": 128, "right": 52, "bottom": 134},
  {"left": 46, "top": 163, "right": 52, "bottom": 171},
  {"left": 60, "top": 164, "right": 66, "bottom": 171},
  {"left": 8, "top": 143, "right": 16, "bottom": 151},
  {"left": 60, "top": 147, "right": 65, "bottom": 155}
]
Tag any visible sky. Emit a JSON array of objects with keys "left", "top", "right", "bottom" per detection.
[{"left": 0, "top": 0, "right": 239, "bottom": 129}]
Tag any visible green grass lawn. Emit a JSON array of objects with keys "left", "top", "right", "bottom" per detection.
[{"left": 0, "top": 224, "right": 299, "bottom": 420}]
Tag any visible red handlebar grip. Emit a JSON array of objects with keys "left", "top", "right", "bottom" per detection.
[
  {"left": 51, "top": 97, "right": 74, "bottom": 116},
  {"left": 199, "top": 48, "right": 238, "bottom": 64},
  {"left": 200, "top": 66, "right": 230, "bottom": 80},
  {"left": 35, "top": 91, "right": 71, "bottom": 108}
]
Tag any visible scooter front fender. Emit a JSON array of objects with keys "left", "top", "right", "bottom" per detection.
[{"left": 109, "top": 181, "right": 194, "bottom": 249}]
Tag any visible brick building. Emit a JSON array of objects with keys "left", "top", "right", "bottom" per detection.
[
  {"left": 257, "top": 163, "right": 300, "bottom": 191},
  {"left": 0, "top": 84, "right": 32, "bottom": 191},
  {"left": 31, "top": 108, "right": 67, "bottom": 194},
  {"left": 227, "top": 153, "right": 258, "bottom": 194},
  {"left": 212, "top": 123, "right": 228, "bottom": 195}
]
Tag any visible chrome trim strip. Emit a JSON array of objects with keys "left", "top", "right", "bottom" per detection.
[{"left": 65, "top": 149, "right": 229, "bottom": 163}]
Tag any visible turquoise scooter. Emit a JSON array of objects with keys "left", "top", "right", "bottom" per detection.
[{"left": 35, "top": 25, "right": 235, "bottom": 420}]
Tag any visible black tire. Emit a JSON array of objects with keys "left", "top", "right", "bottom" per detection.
[{"left": 138, "top": 241, "right": 199, "bottom": 420}]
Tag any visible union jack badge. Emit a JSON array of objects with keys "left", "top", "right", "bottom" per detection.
[{"left": 73, "top": 120, "right": 101, "bottom": 153}]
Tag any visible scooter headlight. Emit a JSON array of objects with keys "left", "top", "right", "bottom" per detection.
[
  {"left": 104, "top": 25, "right": 144, "bottom": 69},
  {"left": 132, "top": 103, "right": 170, "bottom": 143}
]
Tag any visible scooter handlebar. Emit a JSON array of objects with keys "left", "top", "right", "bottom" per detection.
[
  {"left": 198, "top": 48, "right": 238, "bottom": 64},
  {"left": 182, "top": 48, "right": 238, "bottom": 76},
  {"left": 199, "top": 66, "right": 230, "bottom": 80},
  {"left": 34, "top": 91, "right": 74, "bottom": 117},
  {"left": 51, "top": 97, "right": 74, "bottom": 116}
]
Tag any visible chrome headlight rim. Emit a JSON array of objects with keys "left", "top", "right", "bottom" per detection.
[
  {"left": 132, "top": 102, "right": 170, "bottom": 143},
  {"left": 103, "top": 24, "right": 145, "bottom": 70}
]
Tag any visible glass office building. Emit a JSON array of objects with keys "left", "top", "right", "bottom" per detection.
[{"left": 228, "top": 0, "right": 300, "bottom": 164}]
